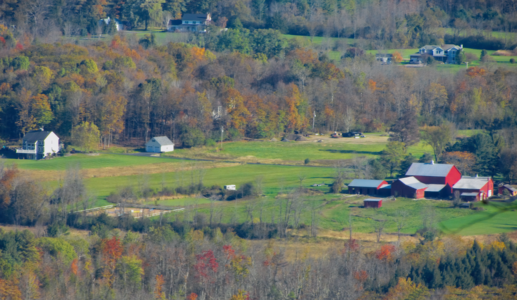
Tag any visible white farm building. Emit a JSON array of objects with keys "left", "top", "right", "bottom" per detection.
[
  {"left": 146, "top": 136, "right": 174, "bottom": 153},
  {"left": 16, "top": 129, "right": 60, "bottom": 160}
]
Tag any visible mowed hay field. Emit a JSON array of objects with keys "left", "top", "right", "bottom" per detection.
[
  {"left": 83, "top": 163, "right": 337, "bottom": 206},
  {"left": 170, "top": 134, "right": 434, "bottom": 164}
]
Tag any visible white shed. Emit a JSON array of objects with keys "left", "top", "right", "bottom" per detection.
[
  {"left": 224, "top": 185, "right": 236, "bottom": 190},
  {"left": 146, "top": 136, "right": 174, "bottom": 153}
]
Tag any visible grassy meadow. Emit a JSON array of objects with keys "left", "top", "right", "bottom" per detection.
[
  {"left": 185, "top": 194, "right": 510, "bottom": 235},
  {"left": 5, "top": 129, "right": 513, "bottom": 237},
  {"left": 170, "top": 134, "right": 434, "bottom": 163},
  {"left": 11, "top": 154, "right": 178, "bottom": 170}
]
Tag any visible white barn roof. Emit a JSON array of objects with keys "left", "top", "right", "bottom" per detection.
[
  {"left": 398, "top": 177, "right": 428, "bottom": 190},
  {"left": 147, "top": 136, "right": 174, "bottom": 146},
  {"left": 453, "top": 176, "right": 491, "bottom": 190},
  {"left": 406, "top": 162, "right": 455, "bottom": 177}
]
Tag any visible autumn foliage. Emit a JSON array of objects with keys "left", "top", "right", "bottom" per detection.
[{"left": 376, "top": 245, "right": 396, "bottom": 261}]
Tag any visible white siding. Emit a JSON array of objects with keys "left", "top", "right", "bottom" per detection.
[
  {"left": 43, "top": 133, "right": 59, "bottom": 157},
  {"left": 160, "top": 145, "right": 174, "bottom": 152}
]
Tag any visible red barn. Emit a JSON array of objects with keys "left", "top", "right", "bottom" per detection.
[
  {"left": 348, "top": 179, "right": 390, "bottom": 196},
  {"left": 405, "top": 161, "right": 461, "bottom": 195},
  {"left": 364, "top": 198, "right": 383, "bottom": 208},
  {"left": 391, "top": 177, "right": 427, "bottom": 199},
  {"left": 453, "top": 176, "right": 494, "bottom": 201}
]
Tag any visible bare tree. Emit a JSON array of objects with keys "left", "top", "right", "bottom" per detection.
[
  {"left": 373, "top": 214, "right": 388, "bottom": 243},
  {"left": 395, "top": 210, "right": 409, "bottom": 242}
]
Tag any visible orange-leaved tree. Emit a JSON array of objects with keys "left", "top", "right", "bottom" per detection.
[
  {"left": 101, "top": 237, "right": 123, "bottom": 287},
  {"left": 392, "top": 51, "right": 403, "bottom": 63}
]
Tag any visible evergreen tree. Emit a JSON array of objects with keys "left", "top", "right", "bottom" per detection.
[
  {"left": 419, "top": 152, "right": 433, "bottom": 163},
  {"left": 429, "top": 263, "right": 443, "bottom": 289},
  {"left": 472, "top": 257, "right": 486, "bottom": 285},
  {"left": 456, "top": 273, "right": 474, "bottom": 290},
  {"left": 494, "top": 258, "right": 513, "bottom": 286},
  {"left": 399, "top": 154, "right": 416, "bottom": 178}
]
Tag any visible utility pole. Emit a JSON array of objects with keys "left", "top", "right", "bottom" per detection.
[{"left": 220, "top": 126, "right": 224, "bottom": 150}]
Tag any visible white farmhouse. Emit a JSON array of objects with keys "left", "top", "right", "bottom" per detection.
[
  {"left": 16, "top": 129, "right": 60, "bottom": 160},
  {"left": 99, "top": 17, "right": 124, "bottom": 31},
  {"left": 146, "top": 136, "right": 174, "bottom": 153}
]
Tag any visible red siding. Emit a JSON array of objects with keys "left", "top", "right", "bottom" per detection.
[
  {"left": 391, "top": 180, "right": 426, "bottom": 199},
  {"left": 364, "top": 200, "right": 382, "bottom": 208},
  {"left": 445, "top": 166, "right": 462, "bottom": 193},
  {"left": 453, "top": 179, "right": 494, "bottom": 201},
  {"left": 414, "top": 176, "right": 446, "bottom": 184},
  {"left": 414, "top": 166, "right": 462, "bottom": 194}
]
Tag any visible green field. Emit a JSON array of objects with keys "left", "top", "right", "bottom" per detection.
[
  {"left": 84, "top": 164, "right": 337, "bottom": 206},
  {"left": 440, "top": 202, "right": 517, "bottom": 235},
  {"left": 7, "top": 154, "right": 178, "bottom": 170},
  {"left": 14, "top": 133, "right": 510, "bottom": 236},
  {"left": 171, "top": 137, "right": 434, "bottom": 162},
  {"left": 173, "top": 192, "right": 514, "bottom": 235}
]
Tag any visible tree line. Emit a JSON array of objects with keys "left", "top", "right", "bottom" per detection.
[
  {"left": 1, "top": 0, "right": 517, "bottom": 50},
  {"left": 0, "top": 221, "right": 515, "bottom": 299}
]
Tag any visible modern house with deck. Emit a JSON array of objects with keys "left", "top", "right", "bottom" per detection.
[{"left": 16, "top": 129, "right": 60, "bottom": 160}]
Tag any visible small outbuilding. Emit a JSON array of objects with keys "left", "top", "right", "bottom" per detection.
[
  {"left": 348, "top": 179, "right": 389, "bottom": 196},
  {"left": 224, "top": 185, "right": 236, "bottom": 190},
  {"left": 498, "top": 184, "right": 517, "bottom": 196},
  {"left": 145, "top": 136, "right": 174, "bottom": 153},
  {"left": 364, "top": 198, "right": 383, "bottom": 208}
]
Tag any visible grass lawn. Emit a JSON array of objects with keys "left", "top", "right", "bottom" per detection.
[
  {"left": 171, "top": 136, "right": 433, "bottom": 162},
  {"left": 178, "top": 194, "right": 496, "bottom": 235},
  {"left": 439, "top": 202, "right": 517, "bottom": 235},
  {"left": 6, "top": 154, "right": 180, "bottom": 170},
  {"left": 84, "top": 164, "right": 337, "bottom": 206}
]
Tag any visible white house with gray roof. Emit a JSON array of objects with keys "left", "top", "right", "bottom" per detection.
[
  {"left": 146, "top": 136, "right": 174, "bottom": 153},
  {"left": 410, "top": 44, "right": 463, "bottom": 64},
  {"left": 167, "top": 13, "right": 212, "bottom": 32},
  {"left": 16, "top": 129, "right": 60, "bottom": 160}
]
